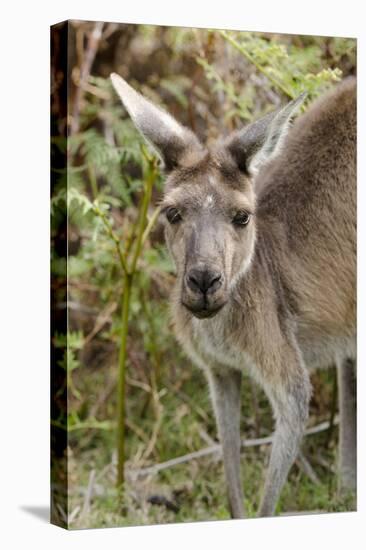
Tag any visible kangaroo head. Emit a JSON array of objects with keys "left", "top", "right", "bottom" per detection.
[{"left": 111, "top": 73, "right": 304, "bottom": 319}]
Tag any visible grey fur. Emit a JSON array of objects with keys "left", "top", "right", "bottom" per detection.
[{"left": 111, "top": 75, "right": 357, "bottom": 518}]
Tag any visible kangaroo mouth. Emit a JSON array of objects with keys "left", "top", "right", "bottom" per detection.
[{"left": 182, "top": 301, "right": 226, "bottom": 319}]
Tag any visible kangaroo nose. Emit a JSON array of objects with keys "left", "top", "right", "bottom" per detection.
[{"left": 187, "top": 268, "right": 223, "bottom": 295}]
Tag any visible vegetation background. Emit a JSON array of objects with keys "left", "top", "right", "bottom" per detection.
[{"left": 51, "top": 21, "right": 356, "bottom": 529}]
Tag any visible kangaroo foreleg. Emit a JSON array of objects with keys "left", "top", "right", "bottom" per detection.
[{"left": 206, "top": 368, "right": 245, "bottom": 519}]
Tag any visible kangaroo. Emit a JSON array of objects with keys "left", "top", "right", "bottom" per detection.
[{"left": 111, "top": 73, "right": 356, "bottom": 518}]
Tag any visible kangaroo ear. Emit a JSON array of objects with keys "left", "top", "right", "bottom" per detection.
[
  {"left": 225, "top": 93, "right": 306, "bottom": 176},
  {"left": 110, "top": 73, "right": 201, "bottom": 171}
]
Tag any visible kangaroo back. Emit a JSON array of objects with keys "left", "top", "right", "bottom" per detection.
[{"left": 256, "top": 78, "right": 356, "bottom": 343}]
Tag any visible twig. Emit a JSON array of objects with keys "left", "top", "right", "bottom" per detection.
[
  {"left": 102, "top": 23, "right": 120, "bottom": 41},
  {"left": 296, "top": 451, "right": 321, "bottom": 485},
  {"left": 142, "top": 403, "right": 163, "bottom": 461},
  {"left": 84, "top": 301, "right": 117, "bottom": 345},
  {"left": 88, "top": 373, "right": 116, "bottom": 418},
  {"left": 125, "top": 418, "right": 150, "bottom": 446},
  {"left": 128, "top": 417, "right": 339, "bottom": 479},
  {"left": 312, "top": 453, "right": 336, "bottom": 474},
  {"left": 141, "top": 206, "right": 161, "bottom": 247},
  {"left": 56, "top": 503, "right": 67, "bottom": 524},
  {"left": 165, "top": 380, "right": 210, "bottom": 424},
  {"left": 92, "top": 203, "right": 129, "bottom": 275},
  {"left": 199, "top": 428, "right": 217, "bottom": 446},
  {"left": 125, "top": 375, "right": 152, "bottom": 394},
  {"left": 68, "top": 505, "right": 81, "bottom": 525},
  {"left": 71, "top": 22, "right": 104, "bottom": 135},
  {"left": 80, "top": 469, "right": 96, "bottom": 521}
]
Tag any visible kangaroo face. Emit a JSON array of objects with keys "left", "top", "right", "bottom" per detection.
[{"left": 161, "top": 153, "right": 256, "bottom": 318}]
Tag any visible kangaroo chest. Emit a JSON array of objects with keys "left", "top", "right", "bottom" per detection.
[{"left": 186, "top": 313, "right": 254, "bottom": 373}]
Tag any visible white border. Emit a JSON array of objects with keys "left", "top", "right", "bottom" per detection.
[{"left": 1, "top": 1, "right": 364, "bottom": 548}]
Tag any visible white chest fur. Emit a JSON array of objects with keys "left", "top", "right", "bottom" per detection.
[{"left": 186, "top": 313, "right": 254, "bottom": 374}]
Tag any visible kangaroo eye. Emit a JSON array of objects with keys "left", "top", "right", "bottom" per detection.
[
  {"left": 232, "top": 211, "right": 251, "bottom": 226},
  {"left": 166, "top": 207, "right": 182, "bottom": 224}
]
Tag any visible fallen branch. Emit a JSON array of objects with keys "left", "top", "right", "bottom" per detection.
[{"left": 127, "top": 417, "right": 339, "bottom": 480}]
